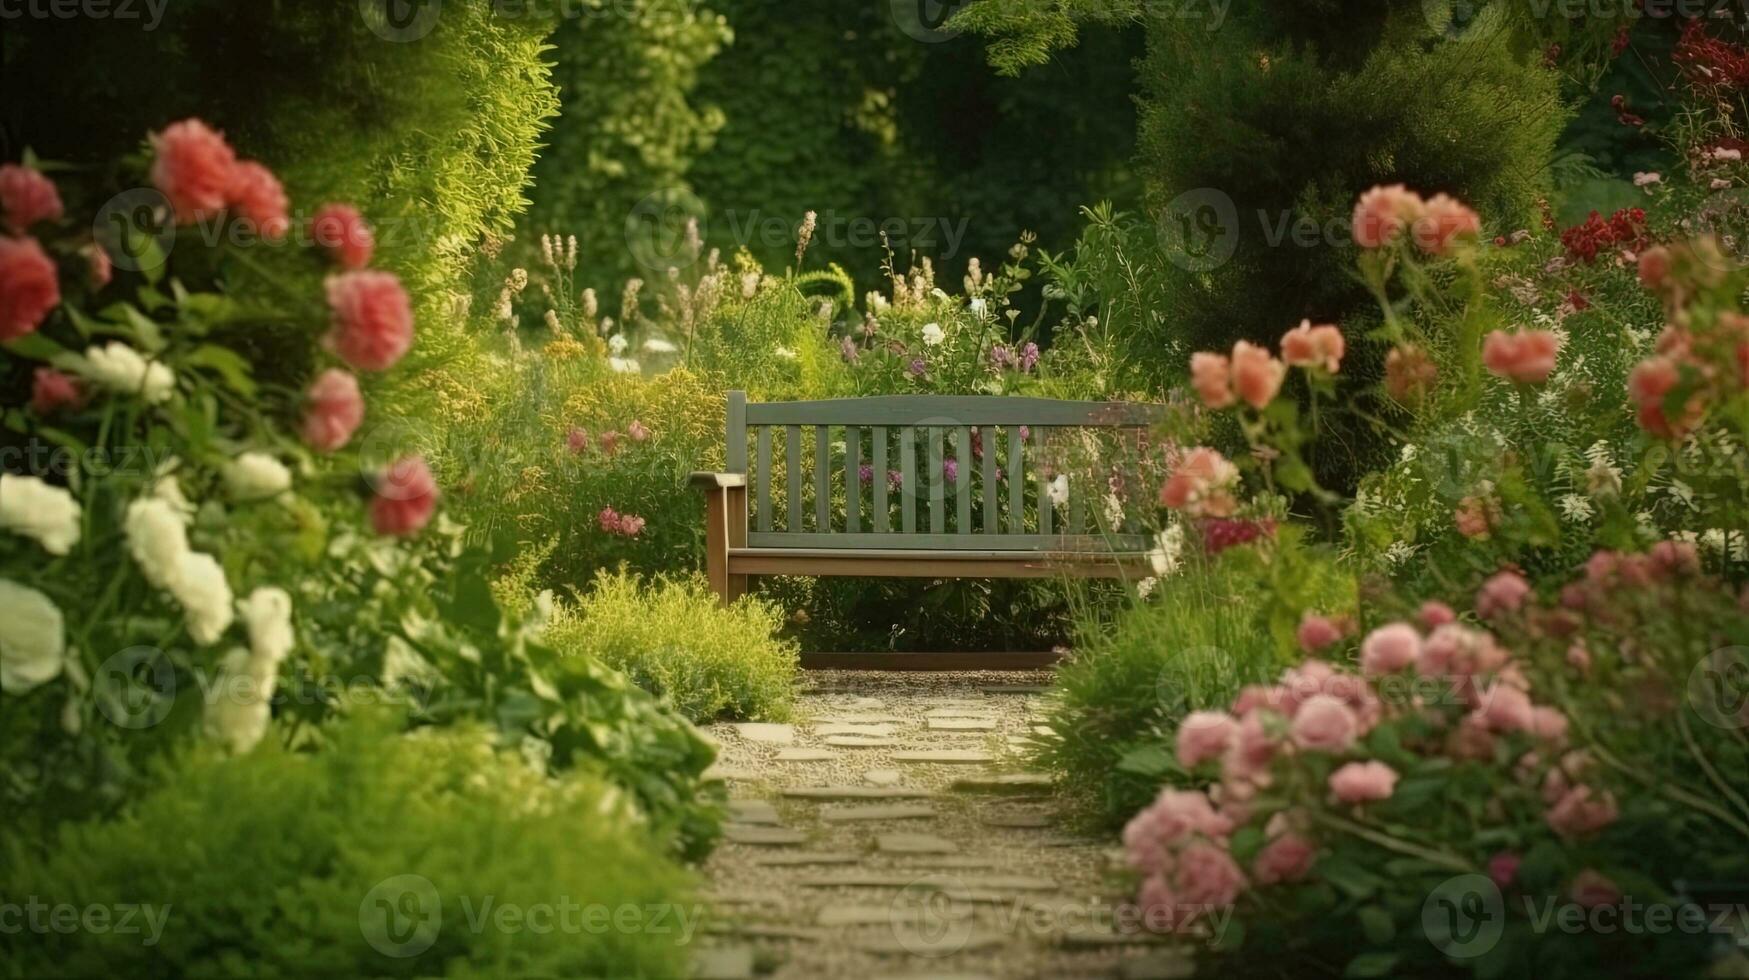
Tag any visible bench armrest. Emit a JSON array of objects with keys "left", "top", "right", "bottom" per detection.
[{"left": 689, "top": 471, "right": 748, "bottom": 490}]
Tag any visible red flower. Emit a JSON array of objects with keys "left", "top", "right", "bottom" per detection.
[
  {"left": 325, "top": 271, "right": 414, "bottom": 371},
  {"left": 0, "top": 236, "right": 60, "bottom": 341},
  {"left": 224, "top": 161, "right": 290, "bottom": 241},
  {"left": 310, "top": 203, "right": 375, "bottom": 269},
  {"left": 370, "top": 456, "right": 439, "bottom": 536},
  {"left": 0, "top": 165, "right": 63, "bottom": 234},
  {"left": 149, "top": 119, "right": 237, "bottom": 225},
  {"left": 301, "top": 368, "right": 365, "bottom": 453},
  {"left": 1201, "top": 517, "right": 1276, "bottom": 555},
  {"left": 1559, "top": 208, "right": 1648, "bottom": 264},
  {"left": 29, "top": 368, "right": 84, "bottom": 415}
]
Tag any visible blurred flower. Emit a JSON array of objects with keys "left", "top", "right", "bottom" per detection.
[
  {"left": 0, "top": 473, "right": 81, "bottom": 556},
  {"left": 301, "top": 369, "right": 364, "bottom": 453},
  {"left": 29, "top": 368, "right": 83, "bottom": 416},
  {"left": 223, "top": 452, "right": 292, "bottom": 502},
  {"left": 224, "top": 161, "right": 290, "bottom": 240},
  {"left": 0, "top": 235, "right": 60, "bottom": 341},
  {"left": 309, "top": 203, "right": 374, "bottom": 268},
  {"left": 81, "top": 241, "right": 111, "bottom": 288},
  {"left": 1329, "top": 761, "right": 1398, "bottom": 803},
  {"left": 1483, "top": 329, "right": 1561, "bottom": 383},
  {"left": 1411, "top": 193, "right": 1481, "bottom": 256},
  {"left": 1384, "top": 344, "right": 1438, "bottom": 403},
  {"left": 370, "top": 456, "right": 439, "bottom": 537},
  {"left": 1352, "top": 183, "right": 1425, "bottom": 248},
  {"left": 325, "top": 271, "right": 414, "bottom": 372},
  {"left": 921, "top": 322, "right": 945, "bottom": 346},
  {"left": 1280, "top": 320, "right": 1345, "bottom": 374},
  {"left": 1159, "top": 448, "right": 1239, "bottom": 518},
  {"left": 627, "top": 419, "right": 651, "bottom": 442},
  {"left": 0, "top": 580, "right": 65, "bottom": 694},
  {"left": 150, "top": 118, "right": 236, "bottom": 224},
  {"left": 0, "top": 164, "right": 63, "bottom": 233},
  {"left": 1231, "top": 341, "right": 1285, "bottom": 409},
  {"left": 75, "top": 341, "right": 175, "bottom": 403}
]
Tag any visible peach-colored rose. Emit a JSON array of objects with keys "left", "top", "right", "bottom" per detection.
[
  {"left": 301, "top": 368, "right": 365, "bottom": 453},
  {"left": 1231, "top": 340, "right": 1285, "bottom": 409},
  {"left": 1329, "top": 761, "right": 1399, "bottom": 803},
  {"left": 325, "top": 271, "right": 414, "bottom": 371},
  {"left": 1411, "top": 193, "right": 1481, "bottom": 256},
  {"left": 0, "top": 236, "right": 60, "bottom": 341},
  {"left": 370, "top": 455, "right": 439, "bottom": 537},
  {"left": 1352, "top": 184, "right": 1425, "bottom": 249},
  {"left": 1159, "top": 447, "right": 1239, "bottom": 518},
  {"left": 0, "top": 164, "right": 63, "bottom": 234},
  {"left": 1454, "top": 495, "right": 1495, "bottom": 540},
  {"left": 1384, "top": 344, "right": 1438, "bottom": 403},
  {"left": 310, "top": 203, "right": 375, "bottom": 269},
  {"left": 1483, "top": 329, "right": 1561, "bottom": 383},
  {"left": 1360, "top": 622, "right": 1421, "bottom": 675},
  {"left": 1281, "top": 320, "right": 1345, "bottom": 373},
  {"left": 224, "top": 161, "right": 289, "bottom": 240},
  {"left": 1472, "top": 683, "right": 1534, "bottom": 734},
  {"left": 1221, "top": 707, "right": 1281, "bottom": 783},
  {"left": 1528, "top": 706, "right": 1569, "bottom": 743},
  {"left": 1190, "top": 351, "right": 1234, "bottom": 409},
  {"left": 1176, "top": 711, "right": 1239, "bottom": 769},
  {"left": 1547, "top": 785, "right": 1619, "bottom": 839},
  {"left": 1637, "top": 245, "right": 1670, "bottom": 290},
  {"left": 149, "top": 118, "right": 237, "bottom": 225},
  {"left": 1252, "top": 830, "right": 1316, "bottom": 885},
  {"left": 1290, "top": 695, "right": 1358, "bottom": 752}
]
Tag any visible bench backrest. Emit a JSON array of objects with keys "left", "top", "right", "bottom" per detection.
[{"left": 724, "top": 391, "right": 1166, "bottom": 552}]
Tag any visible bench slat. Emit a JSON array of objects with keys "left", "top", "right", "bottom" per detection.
[
  {"left": 900, "top": 427, "right": 916, "bottom": 533},
  {"left": 745, "top": 395, "right": 1165, "bottom": 426},
  {"left": 928, "top": 427, "right": 944, "bottom": 533},
  {"left": 1007, "top": 426, "right": 1023, "bottom": 534},
  {"left": 1035, "top": 425, "right": 1052, "bottom": 536},
  {"left": 873, "top": 426, "right": 888, "bottom": 533},
  {"left": 745, "top": 532, "right": 1152, "bottom": 551},
  {"left": 955, "top": 426, "right": 972, "bottom": 534},
  {"left": 756, "top": 426, "right": 772, "bottom": 532},
  {"left": 981, "top": 427, "right": 998, "bottom": 534},
  {"left": 786, "top": 425, "right": 801, "bottom": 531},
  {"left": 846, "top": 426, "right": 860, "bottom": 533},
  {"left": 815, "top": 425, "right": 830, "bottom": 531}
]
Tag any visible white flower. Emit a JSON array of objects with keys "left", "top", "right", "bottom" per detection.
[
  {"left": 169, "top": 551, "right": 234, "bottom": 647},
  {"left": 125, "top": 497, "right": 191, "bottom": 588},
  {"left": 1136, "top": 577, "right": 1157, "bottom": 600},
  {"left": 741, "top": 273, "right": 762, "bottom": 298},
  {"left": 607, "top": 356, "right": 642, "bottom": 374},
  {"left": 920, "top": 322, "right": 945, "bottom": 346},
  {"left": 75, "top": 342, "right": 176, "bottom": 404},
  {"left": 0, "top": 579, "right": 65, "bottom": 694},
  {"left": 968, "top": 298, "right": 986, "bottom": 315},
  {"left": 867, "top": 292, "right": 889, "bottom": 312},
  {"left": 607, "top": 334, "right": 628, "bottom": 355},
  {"left": 1046, "top": 474, "right": 1069, "bottom": 508},
  {"left": 1633, "top": 171, "right": 1662, "bottom": 186},
  {"left": 154, "top": 472, "right": 195, "bottom": 518},
  {"left": 223, "top": 452, "right": 292, "bottom": 502},
  {"left": 1557, "top": 493, "right": 1594, "bottom": 523},
  {"left": 203, "top": 647, "right": 273, "bottom": 754},
  {"left": 1103, "top": 493, "right": 1125, "bottom": 529},
  {"left": 1148, "top": 524, "right": 1184, "bottom": 577},
  {"left": 0, "top": 474, "right": 82, "bottom": 556},
  {"left": 236, "top": 587, "right": 295, "bottom": 667},
  {"left": 641, "top": 337, "right": 679, "bottom": 354},
  {"left": 1383, "top": 541, "right": 1417, "bottom": 566}
]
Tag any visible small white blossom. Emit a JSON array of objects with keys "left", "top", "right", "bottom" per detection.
[
  {"left": 223, "top": 452, "right": 292, "bottom": 502},
  {"left": 125, "top": 497, "right": 190, "bottom": 589},
  {"left": 607, "top": 334, "right": 628, "bottom": 355},
  {"left": 1136, "top": 577, "right": 1157, "bottom": 600},
  {"left": 236, "top": 587, "right": 295, "bottom": 667},
  {"left": 1046, "top": 474, "right": 1069, "bottom": 508},
  {"left": 203, "top": 647, "right": 273, "bottom": 754},
  {"left": 1557, "top": 493, "right": 1594, "bottom": 523},
  {"left": 1103, "top": 494, "right": 1125, "bottom": 529},
  {"left": 0, "top": 579, "right": 65, "bottom": 694},
  {"left": 607, "top": 356, "right": 642, "bottom": 374},
  {"left": 75, "top": 342, "right": 176, "bottom": 404},
  {"left": 642, "top": 337, "right": 679, "bottom": 354},
  {"left": 920, "top": 322, "right": 945, "bottom": 346},
  {"left": 968, "top": 297, "right": 987, "bottom": 315},
  {"left": 171, "top": 551, "right": 234, "bottom": 647},
  {"left": 0, "top": 473, "right": 82, "bottom": 556},
  {"left": 1147, "top": 524, "right": 1184, "bottom": 577}
]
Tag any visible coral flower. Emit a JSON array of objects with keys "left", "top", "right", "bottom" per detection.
[
  {"left": 1411, "top": 193, "right": 1482, "bottom": 256},
  {"left": 224, "top": 161, "right": 290, "bottom": 240},
  {"left": 29, "top": 368, "right": 84, "bottom": 415},
  {"left": 310, "top": 203, "right": 375, "bottom": 269},
  {"left": 0, "top": 236, "right": 60, "bottom": 341},
  {"left": 1231, "top": 340, "right": 1286, "bottom": 409},
  {"left": 1627, "top": 356, "right": 1701, "bottom": 438},
  {"left": 149, "top": 119, "right": 237, "bottom": 224},
  {"left": 1329, "top": 761, "right": 1399, "bottom": 803},
  {"left": 1352, "top": 184, "right": 1425, "bottom": 248},
  {"left": 1483, "top": 330, "right": 1562, "bottom": 383},
  {"left": 1384, "top": 344, "right": 1438, "bottom": 403},
  {"left": 1159, "top": 447, "right": 1240, "bottom": 518},
  {"left": 300, "top": 368, "right": 365, "bottom": 453},
  {"left": 325, "top": 271, "right": 414, "bottom": 371},
  {"left": 1189, "top": 352, "right": 1234, "bottom": 409},
  {"left": 0, "top": 165, "right": 63, "bottom": 234},
  {"left": 370, "top": 456, "right": 439, "bottom": 537},
  {"left": 1281, "top": 320, "right": 1345, "bottom": 373}
]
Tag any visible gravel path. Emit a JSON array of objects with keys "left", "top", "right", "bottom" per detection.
[{"left": 690, "top": 671, "right": 1194, "bottom": 980}]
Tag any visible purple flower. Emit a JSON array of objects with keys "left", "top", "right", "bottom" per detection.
[
  {"left": 1019, "top": 341, "right": 1040, "bottom": 372},
  {"left": 887, "top": 469, "right": 904, "bottom": 491},
  {"left": 943, "top": 458, "right": 959, "bottom": 483},
  {"left": 859, "top": 463, "right": 874, "bottom": 484},
  {"left": 840, "top": 334, "right": 860, "bottom": 364},
  {"left": 988, "top": 343, "right": 1016, "bottom": 370},
  {"left": 907, "top": 357, "right": 928, "bottom": 377}
]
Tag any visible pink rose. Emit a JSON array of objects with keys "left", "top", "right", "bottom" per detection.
[
  {"left": 149, "top": 119, "right": 237, "bottom": 225},
  {"left": 370, "top": 456, "right": 439, "bottom": 537},
  {"left": 1488, "top": 852, "right": 1521, "bottom": 890},
  {"left": 309, "top": 203, "right": 375, "bottom": 269},
  {"left": 1172, "top": 839, "right": 1248, "bottom": 910},
  {"left": 1190, "top": 352, "right": 1234, "bottom": 409},
  {"left": 1297, "top": 613, "right": 1344, "bottom": 653},
  {"left": 30, "top": 368, "right": 84, "bottom": 415},
  {"left": 627, "top": 419, "right": 651, "bottom": 442},
  {"left": 1352, "top": 184, "right": 1425, "bottom": 249},
  {"left": 1291, "top": 695, "right": 1359, "bottom": 752},
  {"left": 1136, "top": 874, "right": 1184, "bottom": 933},
  {"left": 1483, "top": 329, "right": 1562, "bottom": 384},
  {"left": 1360, "top": 622, "right": 1421, "bottom": 675},
  {"left": 325, "top": 271, "right": 414, "bottom": 371},
  {"left": 1145, "top": 788, "right": 1234, "bottom": 846},
  {"left": 1648, "top": 539, "right": 1701, "bottom": 578},
  {"left": 1528, "top": 706, "right": 1569, "bottom": 744},
  {"left": 1252, "top": 830, "right": 1316, "bottom": 885},
  {"left": 300, "top": 368, "right": 365, "bottom": 453},
  {"left": 1472, "top": 683, "right": 1534, "bottom": 734},
  {"left": 1329, "top": 761, "right": 1399, "bottom": 803},
  {"left": 1176, "top": 711, "right": 1239, "bottom": 769},
  {"left": 598, "top": 430, "right": 621, "bottom": 456},
  {"left": 1411, "top": 193, "right": 1481, "bottom": 256},
  {"left": 1627, "top": 355, "right": 1699, "bottom": 439},
  {"left": 1454, "top": 495, "right": 1495, "bottom": 539},
  {"left": 1159, "top": 447, "right": 1239, "bottom": 518},
  {"left": 224, "top": 161, "right": 289, "bottom": 241},
  {"left": 1568, "top": 870, "right": 1622, "bottom": 909},
  {"left": 1231, "top": 340, "right": 1285, "bottom": 410},
  {"left": 1222, "top": 709, "right": 1280, "bottom": 782},
  {"left": 1280, "top": 320, "right": 1345, "bottom": 374},
  {"left": 0, "top": 164, "right": 64, "bottom": 234},
  {"left": 566, "top": 427, "right": 590, "bottom": 454},
  {"left": 1637, "top": 246, "right": 1670, "bottom": 290},
  {"left": 0, "top": 236, "right": 60, "bottom": 341},
  {"left": 1476, "top": 570, "right": 1531, "bottom": 620},
  {"left": 1418, "top": 601, "right": 1456, "bottom": 630},
  {"left": 1547, "top": 785, "right": 1619, "bottom": 839}
]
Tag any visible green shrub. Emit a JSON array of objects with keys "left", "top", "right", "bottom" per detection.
[
  {"left": 0, "top": 713, "right": 697, "bottom": 978},
  {"left": 546, "top": 571, "right": 799, "bottom": 723}
]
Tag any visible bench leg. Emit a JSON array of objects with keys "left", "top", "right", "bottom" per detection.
[
  {"left": 702, "top": 486, "right": 731, "bottom": 605},
  {"left": 725, "top": 485, "right": 749, "bottom": 603}
]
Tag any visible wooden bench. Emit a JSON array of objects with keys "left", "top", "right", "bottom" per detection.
[{"left": 692, "top": 391, "right": 1166, "bottom": 605}]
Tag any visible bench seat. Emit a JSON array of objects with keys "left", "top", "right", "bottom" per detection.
[{"left": 725, "top": 547, "right": 1156, "bottom": 580}]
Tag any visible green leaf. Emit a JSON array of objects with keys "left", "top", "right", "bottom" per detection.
[
  {"left": 1114, "top": 742, "right": 1176, "bottom": 777},
  {"left": 1317, "top": 856, "right": 1384, "bottom": 899},
  {"left": 1343, "top": 952, "right": 1401, "bottom": 978},
  {"left": 1357, "top": 905, "right": 1395, "bottom": 944},
  {"left": 184, "top": 344, "right": 258, "bottom": 398}
]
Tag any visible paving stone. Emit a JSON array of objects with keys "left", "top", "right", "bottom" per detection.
[
  {"left": 1056, "top": 929, "right": 1166, "bottom": 949},
  {"left": 928, "top": 718, "right": 999, "bottom": 732},
  {"left": 730, "top": 723, "right": 795, "bottom": 745},
  {"left": 870, "top": 975, "right": 999, "bottom": 980},
  {"left": 842, "top": 696, "right": 885, "bottom": 710},
  {"left": 862, "top": 768, "right": 904, "bottom": 786},
  {"left": 796, "top": 873, "right": 1055, "bottom": 890},
  {"left": 727, "top": 800, "right": 780, "bottom": 825},
  {"left": 876, "top": 833, "right": 957, "bottom": 854},
  {"left": 814, "top": 723, "right": 899, "bottom": 737},
  {"left": 819, "top": 804, "right": 936, "bottom": 823},
  {"left": 856, "top": 931, "right": 1007, "bottom": 956},
  {"left": 980, "top": 810, "right": 1053, "bottom": 829},
  {"left": 980, "top": 684, "right": 1051, "bottom": 694},
  {"left": 782, "top": 786, "right": 936, "bottom": 800},
  {"left": 951, "top": 773, "right": 1052, "bottom": 793},
  {"left": 891, "top": 749, "right": 993, "bottom": 764},
  {"left": 773, "top": 748, "right": 838, "bottom": 762},
  {"left": 752, "top": 851, "right": 861, "bottom": 867},
  {"left": 821, "top": 735, "right": 900, "bottom": 748},
  {"left": 810, "top": 714, "right": 907, "bottom": 725},
  {"left": 723, "top": 826, "right": 807, "bottom": 846},
  {"left": 691, "top": 946, "right": 754, "bottom": 980},
  {"left": 893, "top": 855, "right": 1005, "bottom": 870},
  {"left": 1118, "top": 951, "right": 1197, "bottom": 979},
  {"left": 924, "top": 707, "right": 998, "bottom": 719},
  {"left": 814, "top": 904, "right": 970, "bottom": 927}
]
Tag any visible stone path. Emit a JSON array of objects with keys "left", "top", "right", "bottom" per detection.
[{"left": 691, "top": 671, "right": 1193, "bottom": 980}]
